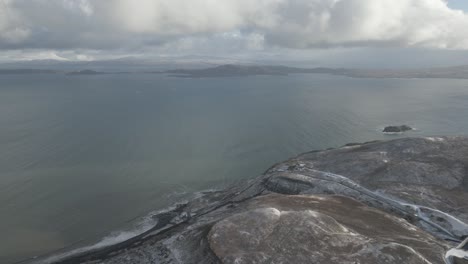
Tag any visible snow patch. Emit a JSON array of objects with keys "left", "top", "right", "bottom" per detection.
[{"left": 445, "top": 247, "right": 468, "bottom": 264}]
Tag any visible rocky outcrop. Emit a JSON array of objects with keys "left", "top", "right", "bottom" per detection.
[
  {"left": 383, "top": 125, "right": 413, "bottom": 133},
  {"left": 33, "top": 136, "right": 468, "bottom": 264}
]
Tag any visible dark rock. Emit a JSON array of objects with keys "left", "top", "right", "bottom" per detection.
[{"left": 383, "top": 125, "right": 413, "bottom": 133}]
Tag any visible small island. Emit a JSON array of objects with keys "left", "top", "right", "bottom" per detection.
[{"left": 383, "top": 125, "right": 413, "bottom": 133}]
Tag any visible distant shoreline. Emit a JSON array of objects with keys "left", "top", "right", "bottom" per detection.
[{"left": 2, "top": 64, "right": 468, "bottom": 79}]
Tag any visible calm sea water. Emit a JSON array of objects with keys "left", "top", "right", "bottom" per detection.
[{"left": 1, "top": 73, "right": 468, "bottom": 263}]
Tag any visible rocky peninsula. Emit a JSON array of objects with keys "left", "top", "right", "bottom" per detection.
[{"left": 32, "top": 137, "right": 468, "bottom": 264}]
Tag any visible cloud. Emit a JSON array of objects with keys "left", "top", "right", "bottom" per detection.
[
  {"left": 1, "top": 0, "right": 468, "bottom": 52},
  {"left": 0, "top": 0, "right": 30, "bottom": 44}
]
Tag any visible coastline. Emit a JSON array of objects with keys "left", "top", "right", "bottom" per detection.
[{"left": 26, "top": 136, "right": 468, "bottom": 264}]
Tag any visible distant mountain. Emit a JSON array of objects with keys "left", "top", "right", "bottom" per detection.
[
  {"left": 66, "top": 69, "right": 107, "bottom": 75},
  {"left": 342, "top": 65, "right": 468, "bottom": 79},
  {"left": 0, "top": 68, "right": 124, "bottom": 76},
  {"left": 165, "top": 64, "right": 346, "bottom": 77},
  {"left": 0, "top": 69, "right": 60, "bottom": 75},
  {"left": 165, "top": 64, "right": 468, "bottom": 79},
  {"left": 0, "top": 56, "right": 259, "bottom": 72},
  {"left": 1, "top": 59, "right": 468, "bottom": 79}
]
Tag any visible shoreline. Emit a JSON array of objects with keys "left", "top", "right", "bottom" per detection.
[{"left": 26, "top": 136, "right": 468, "bottom": 264}]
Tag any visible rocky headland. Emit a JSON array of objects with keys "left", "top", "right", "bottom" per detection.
[{"left": 33, "top": 136, "right": 468, "bottom": 264}]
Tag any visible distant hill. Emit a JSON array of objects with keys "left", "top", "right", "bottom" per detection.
[
  {"left": 341, "top": 65, "right": 468, "bottom": 79},
  {"left": 0, "top": 69, "right": 119, "bottom": 76},
  {"left": 66, "top": 69, "right": 107, "bottom": 75},
  {"left": 1, "top": 61, "right": 468, "bottom": 79},
  {"left": 165, "top": 64, "right": 468, "bottom": 79},
  {"left": 0, "top": 69, "right": 60, "bottom": 75},
  {"left": 165, "top": 64, "right": 346, "bottom": 77}
]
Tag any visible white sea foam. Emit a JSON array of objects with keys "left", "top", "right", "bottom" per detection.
[
  {"left": 90, "top": 221, "right": 156, "bottom": 249},
  {"left": 35, "top": 188, "right": 220, "bottom": 264},
  {"left": 426, "top": 137, "right": 445, "bottom": 142},
  {"left": 37, "top": 216, "right": 158, "bottom": 264}
]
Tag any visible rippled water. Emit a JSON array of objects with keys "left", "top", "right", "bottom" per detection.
[{"left": 1, "top": 73, "right": 468, "bottom": 263}]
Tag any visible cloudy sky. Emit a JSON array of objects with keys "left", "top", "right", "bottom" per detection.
[{"left": 1, "top": 0, "right": 468, "bottom": 67}]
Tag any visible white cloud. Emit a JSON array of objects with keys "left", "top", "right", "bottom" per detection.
[
  {"left": 253, "top": 0, "right": 468, "bottom": 49},
  {"left": 63, "top": 0, "right": 94, "bottom": 16},
  {"left": 1, "top": 0, "right": 468, "bottom": 52},
  {"left": 20, "top": 51, "right": 69, "bottom": 61},
  {"left": 0, "top": 0, "right": 30, "bottom": 44}
]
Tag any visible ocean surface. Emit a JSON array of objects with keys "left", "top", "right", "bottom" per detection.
[{"left": 1, "top": 73, "right": 468, "bottom": 263}]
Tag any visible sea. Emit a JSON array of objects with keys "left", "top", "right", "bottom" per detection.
[{"left": 1, "top": 73, "right": 468, "bottom": 263}]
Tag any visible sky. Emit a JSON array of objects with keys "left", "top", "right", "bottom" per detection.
[
  {"left": 448, "top": 0, "right": 468, "bottom": 11},
  {"left": 1, "top": 0, "right": 468, "bottom": 68}
]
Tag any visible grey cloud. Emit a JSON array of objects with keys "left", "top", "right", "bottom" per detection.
[{"left": 1, "top": 0, "right": 468, "bottom": 52}]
